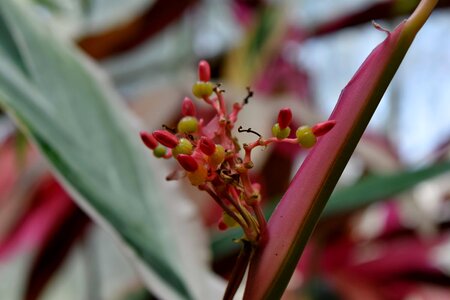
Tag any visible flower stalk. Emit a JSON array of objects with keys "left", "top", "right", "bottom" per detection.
[{"left": 243, "top": 1, "right": 438, "bottom": 299}]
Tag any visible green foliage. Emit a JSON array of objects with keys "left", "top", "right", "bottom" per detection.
[
  {"left": 0, "top": 1, "right": 194, "bottom": 299},
  {"left": 323, "top": 161, "right": 450, "bottom": 217}
]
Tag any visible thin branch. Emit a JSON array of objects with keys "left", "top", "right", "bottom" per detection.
[
  {"left": 202, "top": 185, "right": 252, "bottom": 236},
  {"left": 223, "top": 240, "right": 253, "bottom": 300},
  {"left": 238, "top": 126, "right": 261, "bottom": 138},
  {"left": 242, "top": 87, "right": 254, "bottom": 105}
]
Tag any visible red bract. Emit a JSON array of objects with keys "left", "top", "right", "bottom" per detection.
[
  {"left": 218, "top": 220, "right": 228, "bottom": 231},
  {"left": 181, "top": 96, "right": 196, "bottom": 116},
  {"left": 152, "top": 130, "right": 179, "bottom": 148},
  {"left": 140, "top": 131, "right": 158, "bottom": 149},
  {"left": 312, "top": 120, "right": 337, "bottom": 137},
  {"left": 198, "top": 60, "right": 211, "bottom": 82},
  {"left": 177, "top": 154, "right": 198, "bottom": 172},
  {"left": 277, "top": 107, "right": 292, "bottom": 129},
  {"left": 199, "top": 136, "right": 215, "bottom": 156}
]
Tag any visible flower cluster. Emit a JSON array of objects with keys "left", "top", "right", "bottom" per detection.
[{"left": 140, "top": 60, "right": 335, "bottom": 244}]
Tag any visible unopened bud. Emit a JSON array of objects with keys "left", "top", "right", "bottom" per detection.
[
  {"left": 140, "top": 131, "right": 158, "bottom": 149},
  {"left": 218, "top": 220, "right": 228, "bottom": 231},
  {"left": 277, "top": 108, "right": 292, "bottom": 129},
  {"left": 153, "top": 130, "right": 179, "bottom": 148},
  {"left": 182, "top": 97, "right": 196, "bottom": 116},
  {"left": 199, "top": 137, "right": 215, "bottom": 156},
  {"left": 177, "top": 154, "right": 198, "bottom": 172},
  {"left": 312, "top": 120, "right": 336, "bottom": 137},
  {"left": 198, "top": 60, "right": 211, "bottom": 82}
]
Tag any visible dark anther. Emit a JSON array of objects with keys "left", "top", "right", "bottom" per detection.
[
  {"left": 214, "top": 83, "right": 225, "bottom": 93},
  {"left": 238, "top": 126, "right": 261, "bottom": 138},
  {"left": 219, "top": 169, "right": 235, "bottom": 184},
  {"left": 217, "top": 168, "right": 241, "bottom": 185},
  {"left": 162, "top": 124, "right": 177, "bottom": 133},
  {"left": 243, "top": 87, "right": 254, "bottom": 105},
  {"left": 231, "top": 173, "right": 241, "bottom": 182},
  {"left": 220, "top": 169, "right": 231, "bottom": 175}
]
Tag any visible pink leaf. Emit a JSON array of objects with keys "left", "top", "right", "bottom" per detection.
[{"left": 244, "top": 1, "right": 438, "bottom": 298}]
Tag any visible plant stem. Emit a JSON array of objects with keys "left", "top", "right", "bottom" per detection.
[
  {"left": 223, "top": 240, "right": 253, "bottom": 300},
  {"left": 203, "top": 185, "right": 252, "bottom": 237},
  {"left": 242, "top": 0, "right": 438, "bottom": 299},
  {"left": 405, "top": 0, "right": 438, "bottom": 34},
  {"left": 226, "top": 188, "right": 254, "bottom": 229},
  {"left": 251, "top": 203, "right": 267, "bottom": 234}
]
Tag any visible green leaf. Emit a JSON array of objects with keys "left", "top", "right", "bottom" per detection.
[
  {"left": 0, "top": 1, "right": 209, "bottom": 299},
  {"left": 121, "top": 287, "right": 152, "bottom": 300},
  {"left": 32, "top": 0, "right": 61, "bottom": 11},
  {"left": 323, "top": 161, "right": 450, "bottom": 217}
]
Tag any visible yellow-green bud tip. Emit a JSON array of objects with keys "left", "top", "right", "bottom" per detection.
[
  {"left": 153, "top": 145, "right": 167, "bottom": 158},
  {"left": 172, "top": 138, "right": 193, "bottom": 157},
  {"left": 209, "top": 144, "right": 225, "bottom": 168},
  {"left": 296, "top": 126, "right": 316, "bottom": 148},
  {"left": 192, "top": 81, "right": 213, "bottom": 99},
  {"left": 272, "top": 123, "right": 291, "bottom": 139},
  {"left": 222, "top": 212, "right": 238, "bottom": 228},
  {"left": 177, "top": 116, "right": 198, "bottom": 134}
]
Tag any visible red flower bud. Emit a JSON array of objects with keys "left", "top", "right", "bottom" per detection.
[
  {"left": 277, "top": 108, "right": 292, "bottom": 129},
  {"left": 152, "top": 130, "right": 179, "bottom": 148},
  {"left": 218, "top": 220, "right": 228, "bottom": 231},
  {"left": 199, "top": 136, "right": 216, "bottom": 156},
  {"left": 312, "top": 120, "right": 336, "bottom": 137},
  {"left": 182, "top": 97, "right": 196, "bottom": 116},
  {"left": 140, "top": 131, "right": 158, "bottom": 149},
  {"left": 198, "top": 60, "right": 211, "bottom": 82},
  {"left": 177, "top": 154, "right": 199, "bottom": 172}
]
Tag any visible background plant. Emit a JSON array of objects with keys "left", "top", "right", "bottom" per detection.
[{"left": 0, "top": 0, "right": 449, "bottom": 299}]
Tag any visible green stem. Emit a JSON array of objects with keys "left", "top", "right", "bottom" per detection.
[{"left": 405, "top": 0, "right": 438, "bottom": 34}]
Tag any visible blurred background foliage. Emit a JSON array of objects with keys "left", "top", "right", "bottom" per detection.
[{"left": 1, "top": 0, "right": 450, "bottom": 299}]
